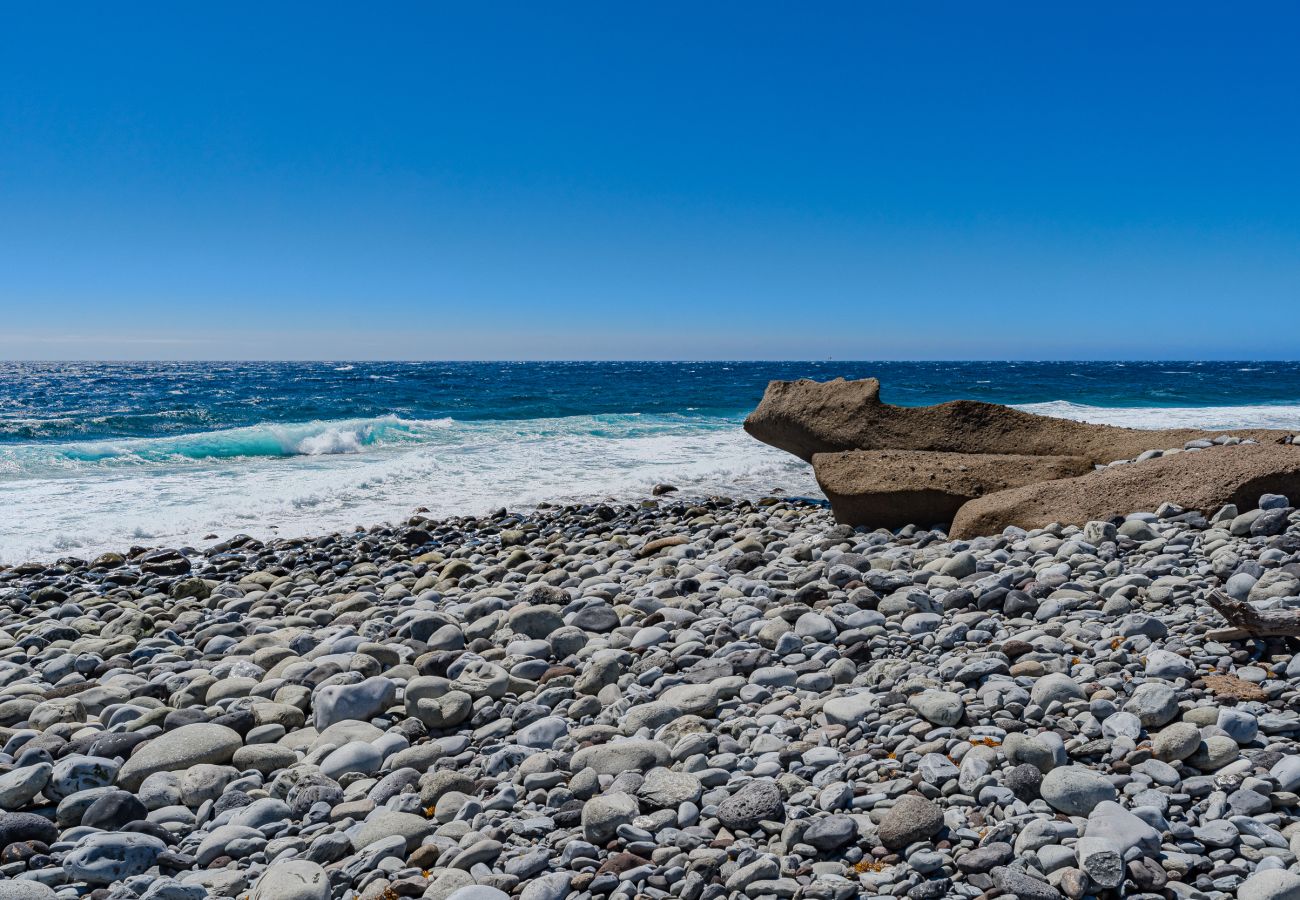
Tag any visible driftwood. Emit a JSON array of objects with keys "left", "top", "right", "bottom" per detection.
[{"left": 1206, "top": 589, "right": 1300, "bottom": 639}]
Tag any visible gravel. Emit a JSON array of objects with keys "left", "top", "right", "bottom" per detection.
[{"left": 1, "top": 491, "right": 1300, "bottom": 898}]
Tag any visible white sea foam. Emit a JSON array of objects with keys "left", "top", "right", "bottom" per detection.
[
  {"left": 1014, "top": 401, "right": 1300, "bottom": 430},
  {"left": 0, "top": 414, "right": 818, "bottom": 563},
  {"left": 13, "top": 399, "right": 1300, "bottom": 564}
]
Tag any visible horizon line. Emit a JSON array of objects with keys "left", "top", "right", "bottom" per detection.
[{"left": 5, "top": 358, "right": 1300, "bottom": 365}]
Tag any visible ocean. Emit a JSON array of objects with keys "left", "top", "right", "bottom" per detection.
[{"left": 4, "top": 360, "right": 1300, "bottom": 563}]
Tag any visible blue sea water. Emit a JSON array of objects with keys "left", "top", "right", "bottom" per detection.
[{"left": 3, "top": 360, "right": 1300, "bottom": 562}]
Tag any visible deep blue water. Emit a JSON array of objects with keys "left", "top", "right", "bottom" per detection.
[
  {"left": 3, "top": 360, "right": 1300, "bottom": 562},
  {"left": 6, "top": 360, "right": 1300, "bottom": 445}
]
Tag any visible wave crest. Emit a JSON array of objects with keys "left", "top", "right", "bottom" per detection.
[
  {"left": 0, "top": 416, "right": 455, "bottom": 472},
  {"left": 0, "top": 412, "right": 818, "bottom": 562}
]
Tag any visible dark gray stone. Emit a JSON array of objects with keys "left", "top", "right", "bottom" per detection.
[
  {"left": 803, "top": 814, "right": 857, "bottom": 852},
  {"left": 878, "top": 794, "right": 944, "bottom": 850},
  {"left": 991, "top": 866, "right": 1063, "bottom": 900},
  {"left": 81, "top": 790, "right": 148, "bottom": 830},
  {"left": 1005, "top": 763, "right": 1043, "bottom": 801},
  {"left": 0, "top": 812, "right": 58, "bottom": 847},
  {"left": 956, "top": 842, "right": 1013, "bottom": 874},
  {"left": 716, "top": 779, "right": 784, "bottom": 831}
]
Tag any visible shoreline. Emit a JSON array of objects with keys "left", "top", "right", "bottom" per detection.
[
  {"left": 10, "top": 359, "right": 1300, "bottom": 567},
  {"left": 0, "top": 484, "right": 826, "bottom": 570},
  {"left": 0, "top": 491, "right": 1298, "bottom": 898},
  {"left": 0, "top": 419, "right": 819, "bottom": 567}
]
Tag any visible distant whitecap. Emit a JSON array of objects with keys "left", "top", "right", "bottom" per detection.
[{"left": 1014, "top": 401, "right": 1300, "bottom": 430}]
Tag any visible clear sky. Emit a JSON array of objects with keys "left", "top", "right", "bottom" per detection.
[{"left": 2, "top": 3, "right": 1298, "bottom": 360}]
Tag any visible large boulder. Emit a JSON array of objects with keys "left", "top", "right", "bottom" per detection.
[
  {"left": 744, "top": 377, "right": 1286, "bottom": 464},
  {"left": 811, "top": 449, "right": 1092, "bottom": 528},
  {"left": 951, "top": 443, "right": 1300, "bottom": 538}
]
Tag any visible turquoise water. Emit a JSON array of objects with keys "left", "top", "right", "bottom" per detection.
[{"left": 3, "top": 360, "right": 1300, "bottom": 561}]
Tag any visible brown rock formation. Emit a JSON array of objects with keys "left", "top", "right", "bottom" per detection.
[
  {"left": 812, "top": 449, "right": 1093, "bottom": 529},
  {"left": 744, "top": 377, "right": 1289, "bottom": 465},
  {"left": 950, "top": 443, "right": 1300, "bottom": 538}
]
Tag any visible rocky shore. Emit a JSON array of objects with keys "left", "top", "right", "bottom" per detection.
[
  {"left": 3, "top": 489, "right": 1300, "bottom": 900},
  {"left": 744, "top": 377, "right": 1300, "bottom": 537}
]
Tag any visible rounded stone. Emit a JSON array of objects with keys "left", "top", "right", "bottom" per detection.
[
  {"left": 1188, "top": 735, "right": 1240, "bottom": 771},
  {"left": 1124, "top": 682, "right": 1180, "bottom": 728},
  {"left": 1144, "top": 649, "right": 1195, "bottom": 680},
  {"left": 1040, "top": 766, "right": 1118, "bottom": 816},
  {"left": 319, "top": 741, "right": 383, "bottom": 780},
  {"left": 445, "top": 888, "right": 510, "bottom": 900},
  {"left": 570, "top": 740, "right": 670, "bottom": 776},
  {"left": 1002, "top": 733, "right": 1057, "bottom": 773},
  {"left": 0, "top": 811, "right": 58, "bottom": 846},
  {"left": 116, "top": 724, "right": 242, "bottom": 790},
  {"left": 520, "top": 873, "right": 572, "bottom": 900},
  {"left": 452, "top": 660, "right": 510, "bottom": 699},
  {"left": 509, "top": 604, "right": 565, "bottom": 640},
  {"left": 414, "top": 690, "right": 473, "bottom": 729},
  {"left": 909, "top": 689, "right": 964, "bottom": 727},
  {"left": 878, "top": 793, "right": 944, "bottom": 850},
  {"left": 196, "top": 824, "right": 267, "bottom": 865},
  {"left": 312, "top": 676, "right": 398, "bottom": 731},
  {"left": 63, "top": 832, "right": 167, "bottom": 884},
  {"left": 1238, "top": 869, "right": 1300, "bottom": 900},
  {"left": 716, "top": 779, "right": 784, "bottom": 831},
  {"left": 804, "top": 814, "right": 858, "bottom": 852},
  {"left": 0, "top": 763, "right": 51, "bottom": 810},
  {"left": 582, "top": 791, "right": 639, "bottom": 844},
  {"left": 351, "top": 810, "right": 433, "bottom": 852},
  {"left": 1030, "top": 673, "right": 1086, "bottom": 708},
  {"left": 1151, "top": 722, "right": 1201, "bottom": 762},
  {"left": 637, "top": 768, "right": 703, "bottom": 809},
  {"left": 516, "top": 716, "right": 568, "bottom": 749},
  {"left": 251, "top": 859, "right": 331, "bottom": 900},
  {"left": 0, "top": 883, "right": 57, "bottom": 899},
  {"left": 823, "top": 694, "right": 874, "bottom": 727},
  {"left": 48, "top": 755, "right": 118, "bottom": 801},
  {"left": 1005, "top": 763, "right": 1043, "bottom": 801},
  {"left": 81, "top": 789, "right": 148, "bottom": 830},
  {"left": 233, "top": 744, "right": 299, "bottom": 775}
]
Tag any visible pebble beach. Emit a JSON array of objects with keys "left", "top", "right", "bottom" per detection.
[
  {"left": 5, "top": 3, "right": 1295, "bottom": 896},
  {"left": 3, "top": 487, "right": 1300, "bottom": 900}
]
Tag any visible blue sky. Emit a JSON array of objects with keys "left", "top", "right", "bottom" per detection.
[{"left": 1, "top": 3, "right": 1298, "bottom": 360}]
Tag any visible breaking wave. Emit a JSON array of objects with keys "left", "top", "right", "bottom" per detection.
[
  {"left": 45, "top": 416, "right": 444, "bottom": 466},
  {"left": 0, "top": 412, "right": 817, "bottom": 562}
]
